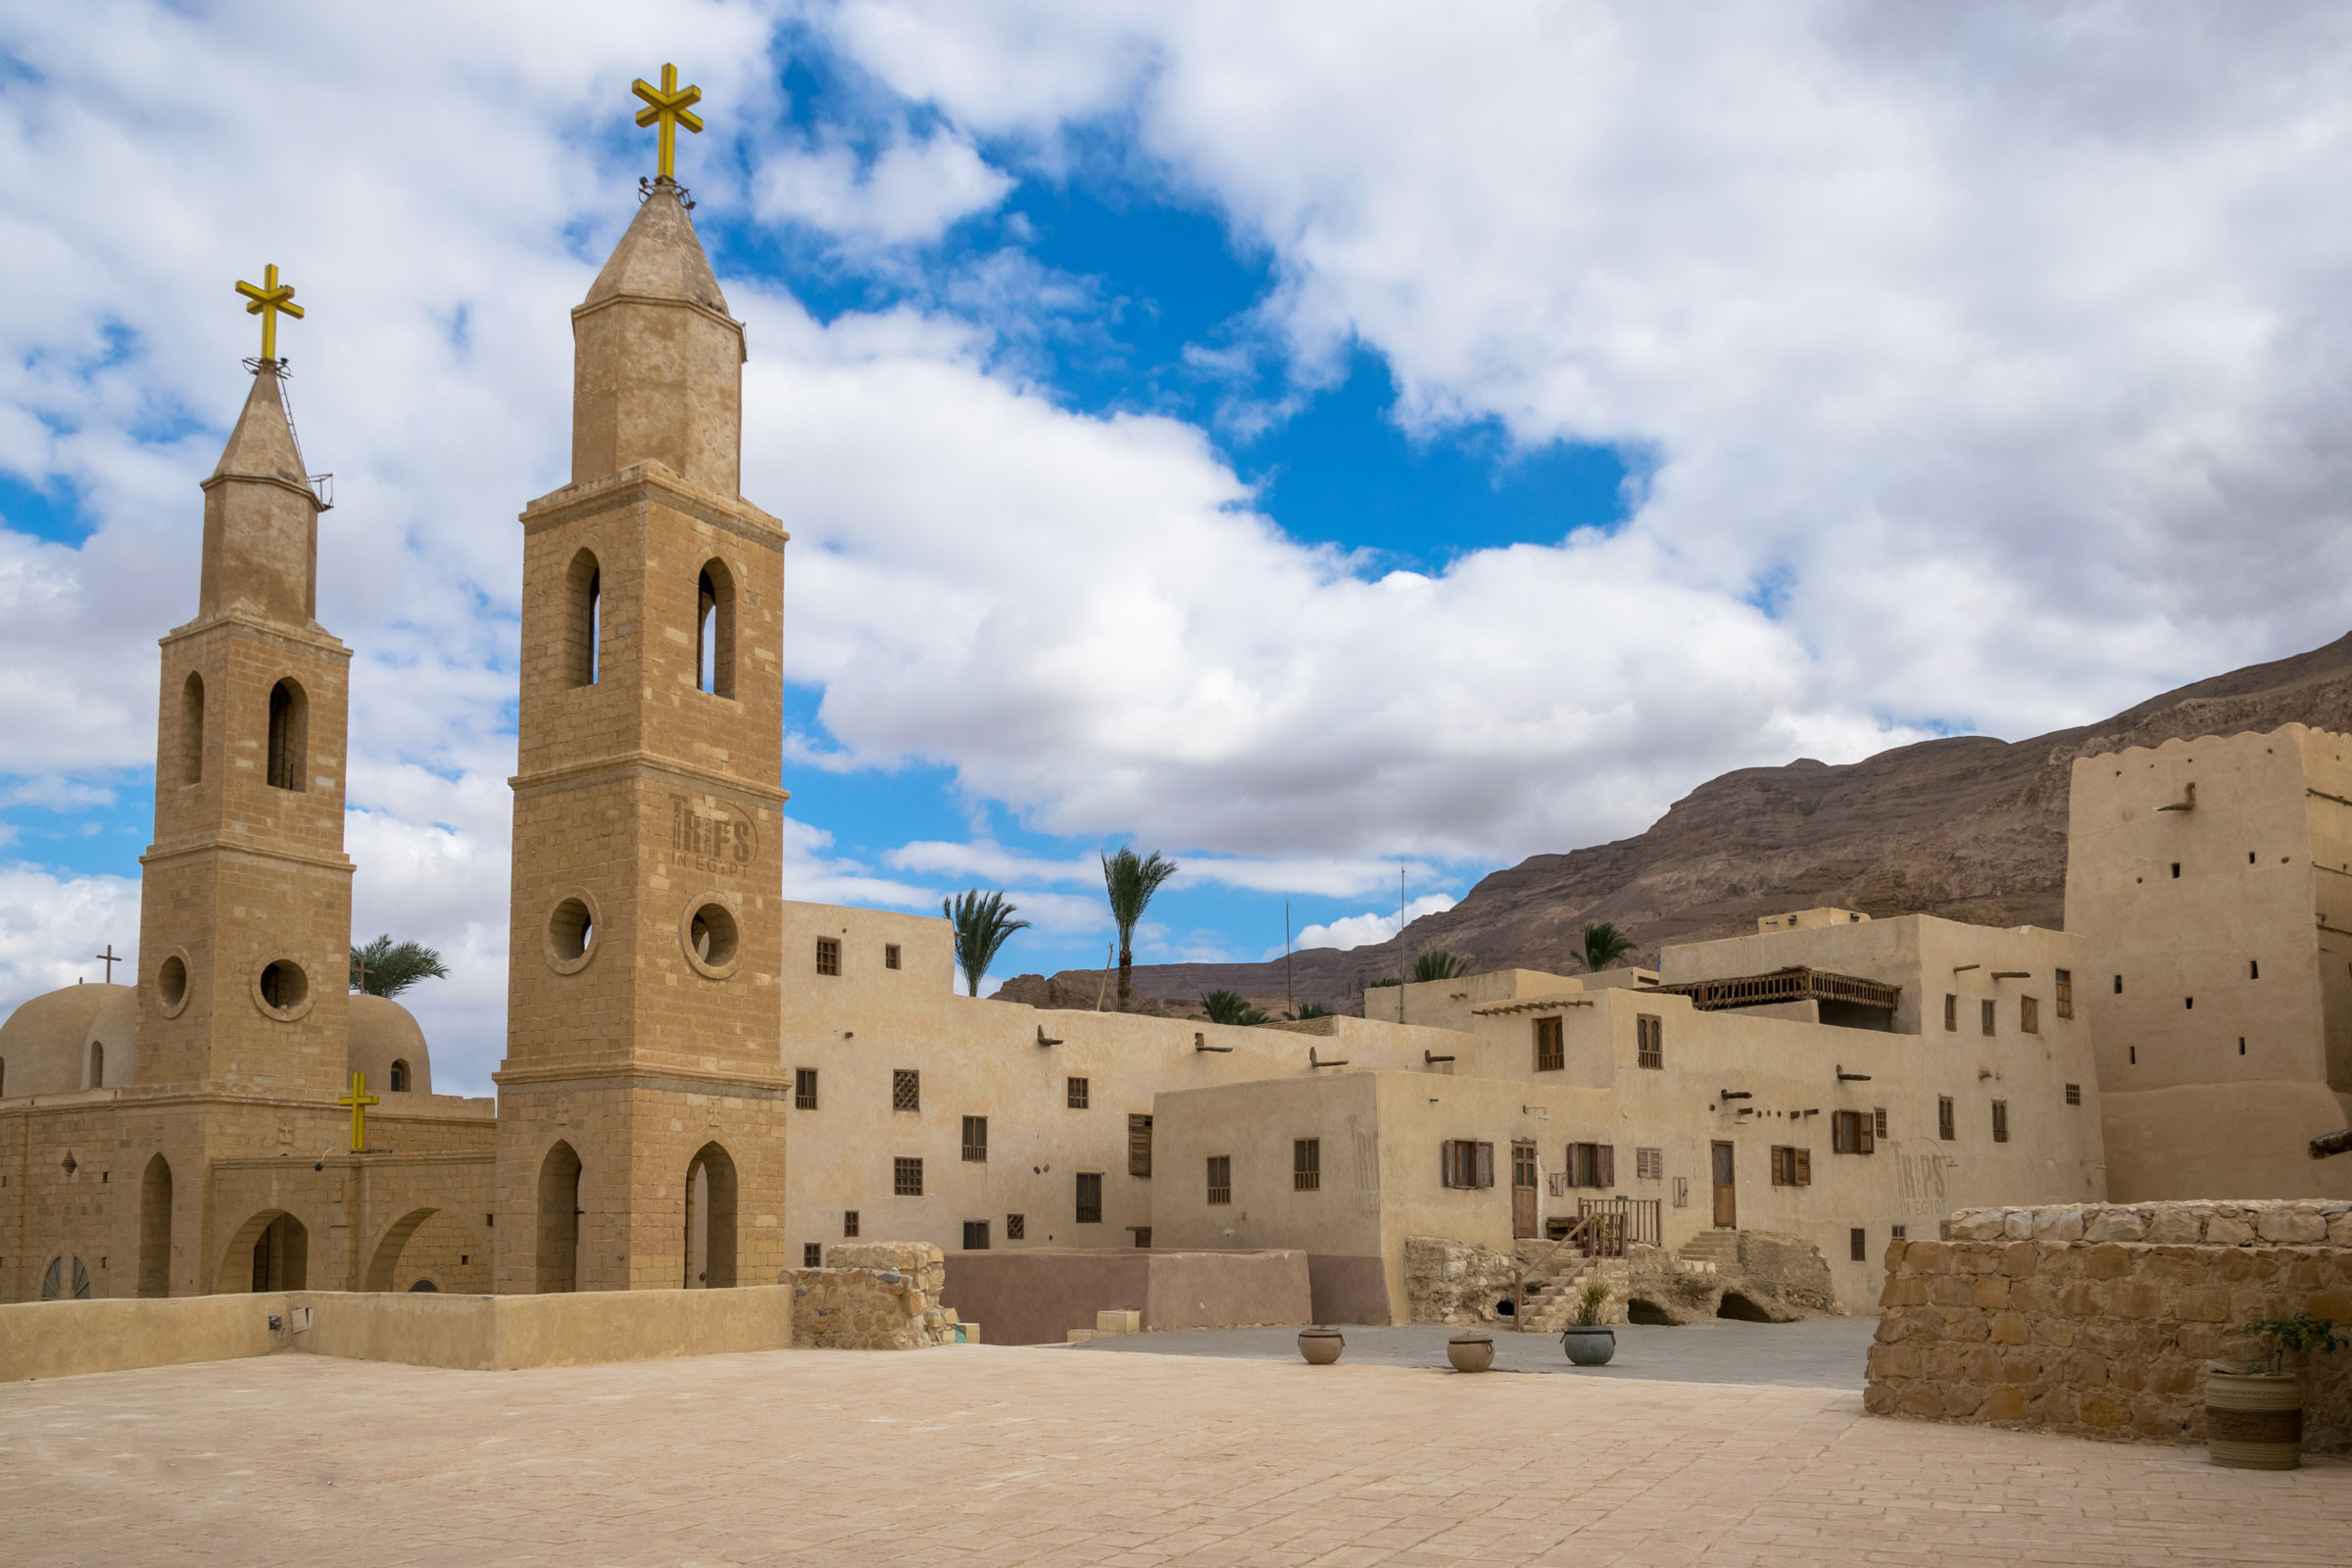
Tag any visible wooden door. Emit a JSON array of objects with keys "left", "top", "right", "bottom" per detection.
[
  {"left": 1510, "top": 1141, "right": 1539, "bottom": 1237},
  {"left": 1710, "top": 1141, "right": 1737, "bottom": 1229}
]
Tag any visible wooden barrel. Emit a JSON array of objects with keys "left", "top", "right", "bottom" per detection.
[{"left": 2206, "top": 1367, "right": 2302, "bottom": 1470}]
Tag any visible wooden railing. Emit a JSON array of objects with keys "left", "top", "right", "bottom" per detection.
[
  {"left": 1571, "top": 1196, "right": 1661, "bottom": 1255},
  {"left": 1648, "top": 964, "right": 1900, "bottom": 1014}
]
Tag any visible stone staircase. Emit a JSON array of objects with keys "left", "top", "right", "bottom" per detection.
[
  {"left": 1677, "top": 1230, "right": 1738, "bottom": 1274},
  {"left": 1510, "top": 1239, "right": 1619, "bottom": 1332}
]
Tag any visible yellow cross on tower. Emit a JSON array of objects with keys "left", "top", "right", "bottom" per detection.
[
  {"left": 234, "top": 264, "right": 305, "bottom": 362},
  {"left": 338, "top": 1070, "right": 379, "bottom": 1153},
  {"left": 632, "top": 63, "right": 704, "bottom": 181}
]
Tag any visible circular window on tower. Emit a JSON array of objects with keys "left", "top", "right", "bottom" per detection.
[
  {"left": 679, "top": 897, "right": 741, "bottom": 980},
  {"left": 544, "top": 892, "right": 601, "bottom": 976},
  {"left": 250, "top": 956, "right": 314, "bottom": 1022},
  {"left": 155, "top": 948, "right": 193, "bottom": 1018}
]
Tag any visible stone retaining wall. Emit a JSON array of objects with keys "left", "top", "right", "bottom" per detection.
[
  {"left": 789, "top": 1243, "right": 958, "bottom": 1349},
  {"left": 1867, "top": 1201, "right": 2352, "bottom": 1451}
]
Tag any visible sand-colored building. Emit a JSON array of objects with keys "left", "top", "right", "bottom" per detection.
[
  {"left": 2068, "top": 723, "right": 2352, "bottom": 1200},
  {"left": 1152, "top": 911, "right": 2103, "bottom": 1316}
]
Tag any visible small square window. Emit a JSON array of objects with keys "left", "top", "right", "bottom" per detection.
[
  {"left": 893, "top": 1069, "right": 919, "bottom": 1112},
  {"left": 893, "top": 1156, "right": 923, "bottom": 1197},
  {"left": 816, "top": 937, "right": 841, "bottom": 976},
  {"left": 1066, "top": 1076, "right": 1090, "bottom": 1109},
  {"left": 1891, "top": 1223, "right": 1908, "bottom": 1242},
  {"left": 844, "top": 1209, "right": 858, "bottom": 1237},
  {"left": 1006, "top": 1212, "right": 1025, "bottom": 1241},
  {"left": 1206, "top": 1154, "right": 1232, "bottom": 1204},
  {"left": 962, "top": 1220, "right": 990, "bottom": 1250},
  {"left": 794, "top": 1067, "right": 818, "bottom": 1110},
  {"left": 962, "top": 1115, "right": 988, "bottom": 1163},
  {"left": 885, "top": 943, "right": 902, "bottom": 971},
  {"left": 2065, "top": 1083, "right": 2082, "bottom": 1106},
  {"left": 804, "top": 1243, "right": 821, "bottom": 1268},
  {"left": 1295, "top": 1138, "right": 1321, "bottom": 1192}
]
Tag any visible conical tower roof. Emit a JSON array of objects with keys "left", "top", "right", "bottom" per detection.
[
  {"left": 209, "top": 368, "right": 311, "bottom": 490},
  {"left": 584, "top": 180, "right": 730, "bottom": 316}
]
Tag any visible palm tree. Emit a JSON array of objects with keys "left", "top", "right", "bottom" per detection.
[
  {"left": 349, "top": 935, "right": 450, "bottom": 998},
  {"left": 945, "top": 889, "right": 1031, "bottom": 998},
  {"left": 1286, "top": 1002, "right": 1335, "bottom": 1020},
  {"left": 1200, "top": 989, "right": 1269, "bottom": 1026},
  {"left": 1101, "top": 846, "right": 1178, "bottom": 1010},
  {"left": 1582, "top": 921, "right": 1636, "bottom": 976},
  {"left": 1413, "top": 950, "right": 1467, "bottom": 982}
]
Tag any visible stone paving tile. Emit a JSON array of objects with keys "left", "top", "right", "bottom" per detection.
[{"left": 0, "top": 1345, "right": 2348, "bottom": 1565}]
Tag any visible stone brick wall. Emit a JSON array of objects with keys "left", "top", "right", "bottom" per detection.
[
  {"left": 789, "top": 1243, "right": 957, "bottom": 1349},
  {"left": 1866, "top": 1201, "right": 2352, "bottom": 1450}
]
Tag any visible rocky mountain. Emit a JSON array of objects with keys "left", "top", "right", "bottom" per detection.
[{"left": 1004, "top": 631, "right": 2352, "bottom": 1014}]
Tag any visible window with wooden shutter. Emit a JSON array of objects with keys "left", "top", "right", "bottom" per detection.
[
  {"left": 1637, "top": 1014, "right": 1663, "bottom": 1069},
  {"left": 1206, "top": 1155, "right": 1231, "bottom": 1204},
  {"left": 1771, "top": 1146, "right": 1793, "bottom": 1186},
  {"left": 794, "top": 1067, "right": 818, "bottom": 1110},
  {"left": 1534, "top": 1015, "right": 1564, "bottom": 1071},
  {"left": 893, "top": 1157, "right": 923, "bottom": 1197},
  {"left": 1991, "top": 1100, "right": 2009, "bottom": 1143},
  {"left": 2055, "top": 968, "right": 2073, "bottom": 1019},
  {"left": 1832, "top": 1110, "right": 1875, "bottom": 1154},
  {"left": 893, "top": 1069, "right": 919, "bottom": 1112},
  {"left": 1474, "top": 1142, "right": 1494, "bottom": 1189},
  {"left": 1793, "top": 1148, "right": 1811, "bottom": 1186},
  {"left": 1943, "top": 993, "right": 1957, "bottom": 1031},
  {"left": 1850, "top": 1227, "right": 1868, "bottom": 1262},
  {"left": 962, "top": 1115, "right": 988, "bottom": 1162},
  {"left": 1128, "top": 1113, "right": 1153, "bottom": 1177},
  {"left": 1295, "top": 1139, "right": 1321, "bottom": 1192},
  {"left": 1937, "top": 1096, "right": 1955, "bottom": 1141},
  {"left": 2021, "top": 996, "right": 2039, "bottom": 1034},
  {"left": 1441, "top": 1140, "right": 1476, "bottom": 1189},
  {"left": 1635, "top": 1147, "right": 1663, "bottom": 1181},
  {"left": 1074, "top": 1172, "right": 1102, "bottom": 1223},
  {"left": 1595, "top": 1144, "right": 1615, "bottom": 1188},
  {"left": 844, "top": 1209, "right": 859, "bottom": 1237},
  {"left": 1981, "top": 999, "right": 1996, "bottom": 1037}
]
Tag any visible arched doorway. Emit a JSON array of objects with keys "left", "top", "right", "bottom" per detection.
[
  {"left": 364, "top": 1206, "right": 489, "bottom": 1294},
  {"left": 683, "top": 1141, "right": 738, "bottom": 1289},
  {"left": 218, "top": 1209, "right": 308, "bottom": 1293},
  {"left": 536, "top": 1141, "right": 582, "bottom": 1293},
  {"left": 137, "top": 1153, "right": 172, "bottom": 1298}
]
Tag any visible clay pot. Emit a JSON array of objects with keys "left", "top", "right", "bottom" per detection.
[
  {"left": 1561, "top": 1325, "right": 1617, "bottom": 1366},
  {"left": 1446, "top": 1333, "right": 1495, "bottom": 1373},
  {"left": 2206, "top": 1366, "right": 2302, "bottom": 1470},
  {"left": 1298, "top": 1329, "right": 1344, "bottom": 1365}
]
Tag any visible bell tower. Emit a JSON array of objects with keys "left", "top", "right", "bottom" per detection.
[
  {"left": 493, "top": 70, "right": 792, "bottom": 1293},
  {"left": 133, "top": 269, "right": 353, "bottom": 1100}
]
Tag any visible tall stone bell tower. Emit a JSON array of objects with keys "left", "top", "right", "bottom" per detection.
[{"left": 493, "top": 67, "right": 793, "bottom": 1293}]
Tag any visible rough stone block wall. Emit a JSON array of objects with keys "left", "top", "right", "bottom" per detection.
[
  {"left": 1403, "top": 1236, "right": 1523, "bottom": 1326},
  {"left": 1866, "top": 1201, "right": 2352, "bottom": 1451},
  {"left": 790, "top": 1243, "right": 956, "bottom": 1348}
]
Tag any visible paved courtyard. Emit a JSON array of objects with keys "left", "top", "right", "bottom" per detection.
[{"left": 3, "top": 1341, "right": 2347, "bottom": 1566}]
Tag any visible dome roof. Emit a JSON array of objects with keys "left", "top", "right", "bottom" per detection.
[
  {"left": 0, "top": 984, "right": 131, "bottom": 1097},
  {"left": 349, "top": 992, "right": 431, "bottom": 1096},
  {"left": 82, "top": 988, "right": 138, "bottom": 1088}
]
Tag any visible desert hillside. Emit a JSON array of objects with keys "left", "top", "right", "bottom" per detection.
[{"left": 997, "top": 631, "right": 2352, "bottom": 1014}]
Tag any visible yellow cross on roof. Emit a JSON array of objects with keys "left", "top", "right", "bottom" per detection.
[
  {"left": 233, "top": 264, "right": 305, "bottom": 362},
  {"left": 632, "top": 63, "right": 704, "bottom": 182}
]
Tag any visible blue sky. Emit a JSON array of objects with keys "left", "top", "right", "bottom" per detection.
[{"left": 7, "top": 5, "right": 2352, "bottom": 1087}]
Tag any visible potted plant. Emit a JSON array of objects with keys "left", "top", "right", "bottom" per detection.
[
  {"left": 1561, "top": 1282, "right": 1616, "bottom": 1366},
  {"left": 1298, "top": 1326, "right": 1344, "bottom": 1365},
  {"left": 2207, "top": 1312, "right": 2345, "bottom": 1470}
]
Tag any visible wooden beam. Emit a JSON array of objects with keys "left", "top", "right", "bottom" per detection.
[{"left": 2310, "top": 1127, "right": 2352, "bottom": 1160}]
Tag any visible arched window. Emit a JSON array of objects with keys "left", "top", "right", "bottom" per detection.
[
  {"left": 139, "top": 1153, "right": 172, "bottom": 1298},
  {"left": 266, "top": 678, "right": 308, "bottom": 792},
  {"left": 697, "top": 559, "right": 735, "bottom": 699},
  {"left": 88, "top": 1042, "right": 104, "bottom": 1088},
  {"left": 180, "top": 672, "right": 205, "bottom": 784},
  {"left": 536, "top": 1141, "right": 582, "bottom": 1293},
  {"left": 389, "top": 1058, "right": 410, "bottom": 1093},
  {"left": 565, "top": 549, "right": 602, "bottom": 688},
  {"left": 684, "top": 1142, "right": 739, "bottom": 1289}
]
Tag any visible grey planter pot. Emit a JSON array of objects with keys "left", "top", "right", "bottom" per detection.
[
  {"left": 1447, "top": 1334, "right": 1495, "bottom": 1373},
  {"left": 1298, "top": 1329, "right": 1344, "bottom": 1365},
  {"left": 1561, "top": 1325, "right": 1617, "bottom": 1366}
]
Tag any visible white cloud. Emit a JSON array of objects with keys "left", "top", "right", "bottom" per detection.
[
  {"left": 754, "top": 127, "right": 1012, "bottom": 248},
  {"left": 0, "top": 864, "right": 141, "bottom": 1015},
  {"left": 1287, "top": 893, "right": 1456, "bottom": 956}
]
